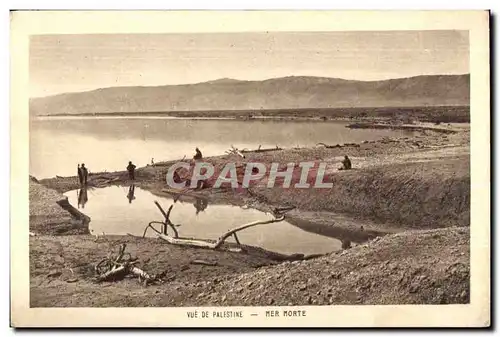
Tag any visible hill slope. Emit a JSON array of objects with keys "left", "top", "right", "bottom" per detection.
[{"left": 30, "top": 74, "right": 470, "bottom": 116}]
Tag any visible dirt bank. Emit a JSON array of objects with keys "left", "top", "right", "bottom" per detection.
[
  {"left": 30, "top": 226, "right": 469, "bottom": 307},
  {"left": 197, "top": 226, "right": 470, "bottom": 306},
  {"left": 29, "top": 179, "right": 89, "bottom": 235},
  {"left": 255, "top": 157, "right": 470, "bottom": 230}
]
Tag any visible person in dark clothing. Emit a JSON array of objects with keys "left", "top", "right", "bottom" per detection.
[
  {"left": 193, "top": 147, "right": 203, "bottom": 160},
  {"left": 81, "top": 164, "right": 89, "bottom": 185},
  {"left": 339, "top": 155, "right": 352, "bottom": 171},
  {"left": 77, "top": 164, "right": 84, "bottom": 186},
  {"left": 127, "top": 161, "right": 136, "bottom": 180}
]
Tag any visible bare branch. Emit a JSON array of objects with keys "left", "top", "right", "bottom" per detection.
[{"left": 153, "top": 215, "right": 285, "bottom": 250}]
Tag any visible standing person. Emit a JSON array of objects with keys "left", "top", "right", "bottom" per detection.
[
  {"left": 81, "top": 163, "right": 89, "bottom": 185},
  {"left": 127, "top": 161, "right": 136, "bottom": 180},
  {"left": 77, "top": 164, "right": 83, "bottom": 186}
]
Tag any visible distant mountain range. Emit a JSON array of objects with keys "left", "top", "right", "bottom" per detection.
[{"left": 30, "top": 74, "right": 470, "bottom": 116}]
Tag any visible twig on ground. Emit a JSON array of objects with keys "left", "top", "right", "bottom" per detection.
[
  {"left": 93, "top": 243, "right": 163, "bottom": 286},
  {"left": 190, "top": 260, "right": 218, "bottom": 266}
]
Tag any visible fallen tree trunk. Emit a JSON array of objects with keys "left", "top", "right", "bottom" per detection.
[
  {"left": 191, "top": 260, "right": 218, "bottom": 266},
  {"left": 241, "top": 145, "right": 283, "bottom": 153},
  {"left": 57, "top": 198, "right": 91, "bottom": 225},
  {"left": 93, "top": 176, "right": 121, "bottom": 187},
  {"left": 143, "top": 201, "right": 289, "bottom": 253},
  {"left": 213, "top": 216, "right": 285, "bottom": 248},
  {"left": 153, "top": 215, "right": 285, "bottom": 250},
  {"left": 154, "top": 233, "right": 217, "bottom": 248},
  {"left": 316, "top": 142, "right": 342, "bottom": 149}
]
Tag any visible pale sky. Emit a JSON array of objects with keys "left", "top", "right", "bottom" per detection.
[{"left": 30, "top": 31, "right": 469, "bottom": 98}]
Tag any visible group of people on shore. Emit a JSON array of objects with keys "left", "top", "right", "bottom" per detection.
[
  {"left": 77, "top": 161, "right": 138, "bottom": 186},
  {"left": 75, "top": 161, "right": 137, "bottom": 208},
  {"left": 75, "top": 148, "right": 202, "bottom": 207},
  {"left": 76, "top": 149, "right": 351, "bottom": 191}
]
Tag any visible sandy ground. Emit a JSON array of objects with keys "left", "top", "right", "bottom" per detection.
[
  {"left": 30, "top": 227, "right": 469, "bottom": 307},
  {"left": 30, "top": 235, "right": 285, "bottom": 307},
  {"left": 29, "top": 123, "right": 471, "bottom": 307}
]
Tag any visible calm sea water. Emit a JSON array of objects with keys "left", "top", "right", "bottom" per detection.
[{"left": 30, "top": 117, "right": 414, "bottom": 179}]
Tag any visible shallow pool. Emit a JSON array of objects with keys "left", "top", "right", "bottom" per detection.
[{"left": 64, "top": 185, "right": 342, "bottom": 255}]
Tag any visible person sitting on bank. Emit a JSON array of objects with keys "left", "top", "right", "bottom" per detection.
[
  {"left": 127, "top": 161, "right": 137, "bottom": 180},
  {"left": 193, "top": 147, "right": 203, "bottom": 160},
  {"left": 339, "top": 155, "right": 352, "bottom": 171}
]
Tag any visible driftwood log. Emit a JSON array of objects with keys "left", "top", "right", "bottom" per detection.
[
  {"left": 152, "top": 215, "right": 285, "bottom": 250},
  {"left": 316, "top": 142, "right": 361, "bottom": 149},
  {"left": 94, "top": 243, "right": 162, "bottom": 285},
  {"left": 225, "top": 145, "right": 246, "bottom": 158},
  {"left": 316, "top": 142, "right": 343, "bottom": 149},
  {"left": 191, "top": 260, "right": 218, "bottom": 266},
  {"left": 143, "top": 201, "right": 286, "bottom": 251},
  {"left": 241, "top": 144, "right": 283, "bottom": 153},
  {"left": 92, "top": 176, "right": 121, "bottom": 188}
]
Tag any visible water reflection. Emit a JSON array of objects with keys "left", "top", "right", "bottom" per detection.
[
  {"left": 76, "top": 187, "right": 88, "bottom": 209},
  {"left": 127, "top": 185, "right": 136, "bottom": 204},
  {"left": 194, "top": 197, "right": 209, "bottom": 215},
  {"left": 64, "top": 185, "right": 342, "bottom": 255},
  {"left": 30, "top": 118, "right": 416, "bottom": 179}
]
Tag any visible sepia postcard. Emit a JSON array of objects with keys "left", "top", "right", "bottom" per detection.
[{"left": 10, "top": 10, "right": 490, "bottom": 327}]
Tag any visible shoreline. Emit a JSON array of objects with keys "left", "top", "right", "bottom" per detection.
[
  {"left": 31, "top": 103, "right": 470, "bottom": 120},
  {"left": 346, "top": 122, "right": 459, "bottom": 134},
  {"left": 29, "top": 122, "right": 471, "bottom": 306},
  {"left": 35, "top": 120, "right": 467, "bottom": 189}
]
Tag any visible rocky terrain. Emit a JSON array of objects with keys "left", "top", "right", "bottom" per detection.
[
  {"left": 193, "top": 226, "right": 470, "bottom": 306},
  {"left": 29, "top": 226, "right": 469, "bottom": 307}
]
